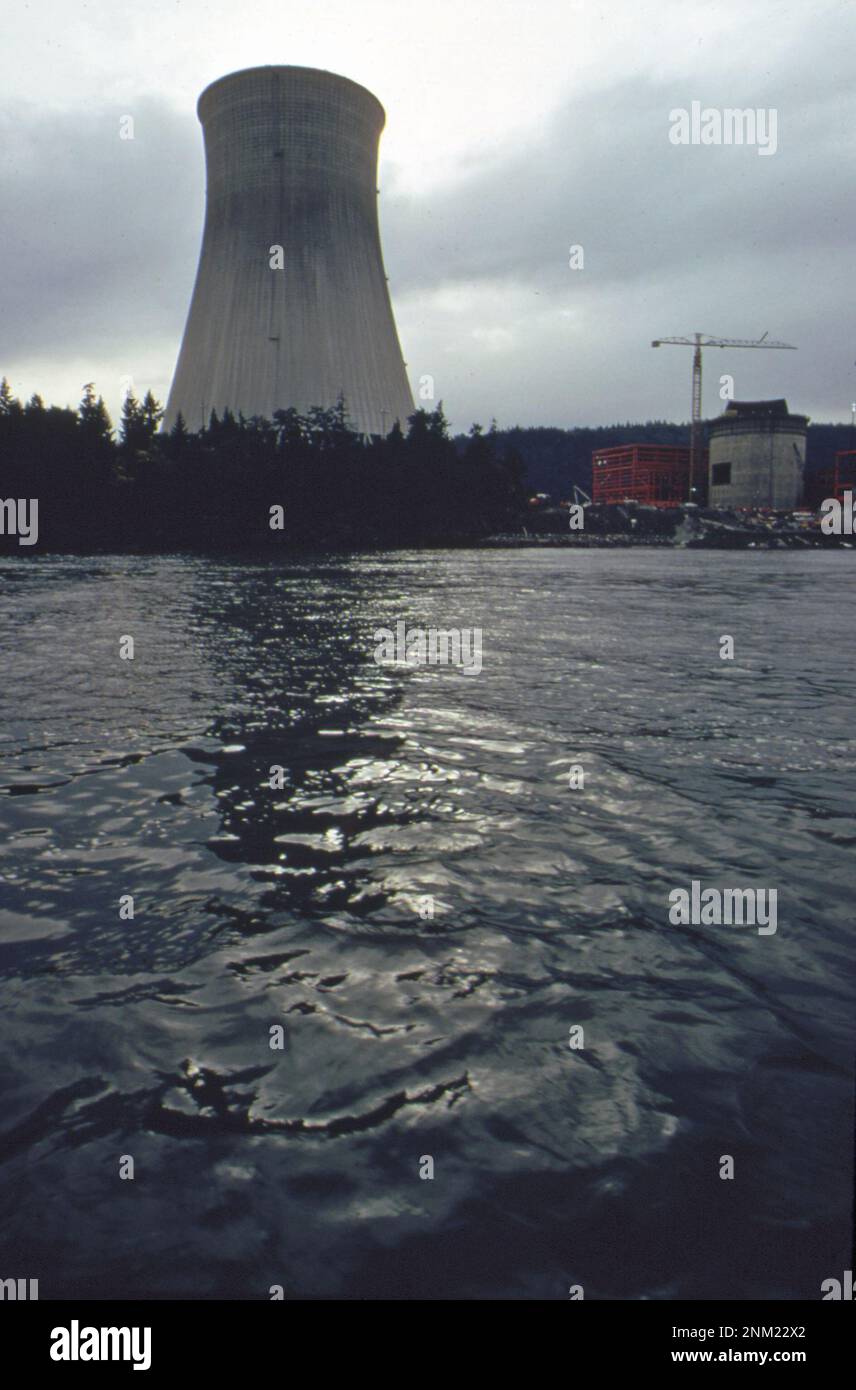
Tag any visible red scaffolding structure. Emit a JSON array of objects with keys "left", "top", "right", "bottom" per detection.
[
  {"left": 833, "top": 450, "right": 856, "bottom": 501},
  {"left": 591, "top": 444, "right": 697, "bottom": 508}
]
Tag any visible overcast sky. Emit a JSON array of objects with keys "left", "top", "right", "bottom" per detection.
[{"left": 1, "top": 0, "right": 853, "bottom": 433}]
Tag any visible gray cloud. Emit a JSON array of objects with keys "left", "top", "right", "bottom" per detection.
[{"left": 0, "top": 99, "right": 201, "bottom": 362}]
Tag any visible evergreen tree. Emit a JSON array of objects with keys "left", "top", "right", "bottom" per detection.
[
  {"left": 141, "top": 390, "right": 164, "bottom": 442},
  {"left": 78, "top": 383, "right": 114, "bottom": 445},
  {"left": 169, "top": 411, "right": 189, "bottom": 446},
  {"left": 0, "top": 377, "right": 20, "bottom": 416},
  {"left": 120, "top": 391, "right": 146, "bottom": 451}
]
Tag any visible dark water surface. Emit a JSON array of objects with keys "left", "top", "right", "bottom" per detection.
[{"left": 0, "top": 550, "right": 853, "bottom": 1300}]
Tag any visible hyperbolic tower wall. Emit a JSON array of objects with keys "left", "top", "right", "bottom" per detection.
[{"left": 164, "top": 65, "right": 414, "bottom": 436}]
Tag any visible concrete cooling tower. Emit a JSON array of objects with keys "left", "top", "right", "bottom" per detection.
[{"left": 164, "top": 66, "right": 414, "bottom": 437}]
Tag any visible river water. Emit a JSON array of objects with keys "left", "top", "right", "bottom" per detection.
[{"left": 0, "top": 550, "right": 853, "bottom": 1299}]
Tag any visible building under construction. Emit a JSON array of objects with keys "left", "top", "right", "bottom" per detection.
[
  {"left": 591, "top": 444, "right": 695, "bottom": 508},
  {"left": 805, "top": 451, "right": 855, "bottom": 508},
  {"left": 707, "top": 400, "right": 807, "bottom": 509},
  {"left": 831, "top": 450, "right": 856, "bottom": 501}
]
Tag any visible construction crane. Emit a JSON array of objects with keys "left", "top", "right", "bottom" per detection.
[{"left": 651, "top": 332, "right": 797, "bottom": 501}]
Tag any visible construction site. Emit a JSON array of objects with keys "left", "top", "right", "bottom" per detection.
[{"left": 513, "top": 329, "right": 855, "bottom": 547}]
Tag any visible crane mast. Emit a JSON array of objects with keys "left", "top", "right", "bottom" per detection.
[{"left": 651, "top": 332, "right": 797, "bottom": 502}]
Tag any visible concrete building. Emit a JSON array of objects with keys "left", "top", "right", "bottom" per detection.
[
  {"left": 707, "top": 400, "right": 808, "bottom": 509},
  {"left": 164, "top": 66, "right": 414, "bottom": 436}
]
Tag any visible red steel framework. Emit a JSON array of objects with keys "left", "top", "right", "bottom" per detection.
[
  {"left": 833, "top": 450, "right": 856, "bottom": 501},
  {"left": 591, "top": 444, "right": 697, "bottom": 508}
]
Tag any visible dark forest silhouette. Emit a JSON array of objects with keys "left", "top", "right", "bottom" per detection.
[
  {"left": 2, "top": 379, "right": 850, "bottom": 552},
  {"left": 0, "top": 380, "right": 527, "bottom": 551}
]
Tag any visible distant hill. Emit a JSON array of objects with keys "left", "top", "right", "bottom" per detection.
[{"left": 455, "top": 421, "right": 856, "bottom": 499}]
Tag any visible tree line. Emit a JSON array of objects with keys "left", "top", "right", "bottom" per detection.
[{"left": 0, "top": 380, "right": 527, "bottom": 551}]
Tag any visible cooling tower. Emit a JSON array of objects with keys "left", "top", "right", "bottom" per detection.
[{"left": 164, "top": 66, "right": 414, "bottom": 436}]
